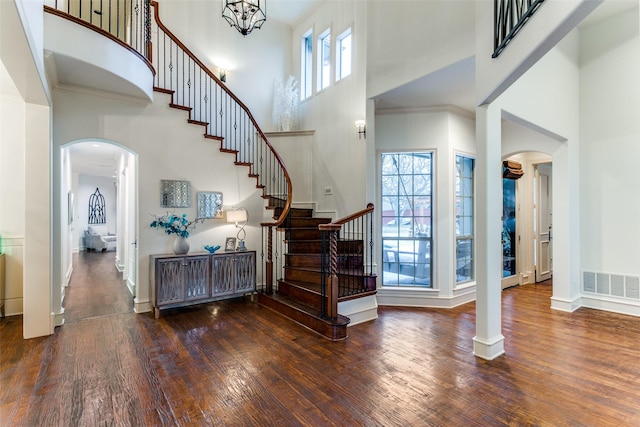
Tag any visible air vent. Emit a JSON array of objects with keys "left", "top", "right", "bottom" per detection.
[{"left": 583, "top": 271, "right": 640, "bottom": 299}]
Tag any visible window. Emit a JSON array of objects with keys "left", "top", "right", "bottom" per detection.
[
  {"left": 381, "top": 152, "right": 433, "bottom": 287},
  {"left": 455, "top": 154, "right": 475, "bottom": 284},
  {"left": 301, "top": 29, "right": 313, "bottom": 100},
  {"left": 317, "top": 29, "right": 331, "bottom": 90},
  {"left": 336, "top": 28, "right": 352, "bottom": 80}
]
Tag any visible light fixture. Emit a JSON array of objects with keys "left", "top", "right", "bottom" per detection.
[
  {"left": 226, "top": 207, "right": 248, "bottom": 251},
  {"left": 222, "top": 0, "right": 266, "bottom": 36},
  {"left": 355, "top": 120, "right": 366, "bottom": 139},
  {"left": 219, "top": 69, "right": 227, "bottom": 82}
]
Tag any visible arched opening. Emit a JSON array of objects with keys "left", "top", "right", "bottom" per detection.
[{"left": 59, "top": 139, "right": 138, "bottom": 322}]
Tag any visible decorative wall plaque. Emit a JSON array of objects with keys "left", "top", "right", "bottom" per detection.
[
  {"left": 197, "top": 192, "right": 223, "bottom": 218},
  {"left": 161, "top": 180, "right": 191, "bottom": 208}
]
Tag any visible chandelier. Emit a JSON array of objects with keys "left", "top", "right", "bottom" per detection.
[{"left": 222, "top": 0, "right": 266, "bottom": 36}]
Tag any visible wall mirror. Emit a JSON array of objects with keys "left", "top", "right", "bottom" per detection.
[
  {"left": 197, "top": 191, "right": 223, "bottom": 218},
  {"left": 161, "top": 179, "right": 191, "bottom": 208}
]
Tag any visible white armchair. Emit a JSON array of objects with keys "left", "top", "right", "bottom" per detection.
[{"left": 84, "top": 225, "right": 117, "bottom": 252}]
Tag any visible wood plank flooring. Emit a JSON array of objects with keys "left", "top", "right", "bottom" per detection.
[{"left": 2, "top": 252, "right": 640, "bottom": 426}]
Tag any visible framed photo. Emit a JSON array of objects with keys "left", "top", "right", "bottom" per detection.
[{"left": 225, "top": 237, "right": 237, "bottom": 252}]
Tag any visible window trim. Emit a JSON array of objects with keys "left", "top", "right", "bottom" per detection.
[
  {"left": 380, "top": 150, "right": 435, "bottom": 288},
  {"left": 300, "top": 28, "right": 313, "bottom": 100},
  {"left": 336, "top": 27, "right": 352, "bottom": 81},
  {"left": 317, "top": 27, "right": 331, "bottom": 92},
  {"left": 454, "top": 152, "right": 475, "bottom": 286}
]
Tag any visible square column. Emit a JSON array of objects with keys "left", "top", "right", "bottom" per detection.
[{"left": 473, "top": 104, "right": 505, "bottom": 360}]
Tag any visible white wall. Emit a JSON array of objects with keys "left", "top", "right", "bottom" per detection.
[
  {"left": 374, "top": 109, "right": 476, "bottom": 307},
  {"left": 154, "top": 0, "right": 291, "bottom": 129},
  {"left": 579, "top": 7, "right": 640, "bottom": 299},
  {"left": 1, "top": 0, "right": 52, "bottom": 338},
  {"left": 52, "top": 88, "right": 266, "bottom": 313},
  {"left": 77, "top": 174, "right": 117, "bottom": 248},
  {"left": 0, "top": 65, "right": 27, "bottom": 317},
  {"left": 292, "top": 0, "right": 368, "bottom": 218},
  {"left": 366, "top": 0, "right": 476, "bottom": 99}
]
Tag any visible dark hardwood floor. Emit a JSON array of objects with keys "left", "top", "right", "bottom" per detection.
[{"left": 2, "top": 252, "right": 640, "bottom": 426}]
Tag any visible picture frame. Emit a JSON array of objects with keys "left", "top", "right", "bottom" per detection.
[{"left": 225, "top": 237, "right": 237, "bottom": 252}]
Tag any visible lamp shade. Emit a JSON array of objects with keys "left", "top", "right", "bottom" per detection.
[{"left": 226, "top": 209, "right": 247, "bottom": 224}]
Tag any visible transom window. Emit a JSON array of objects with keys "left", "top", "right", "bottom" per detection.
[
  {"left": 336, "top": 28, "right": 352, "bottom": 80},
  {"left": 317, "top": 28, "right": 331, "bottom": 91},
  {"left": 301, "top": 29, "right": 313, "bottom": 100},
  {"left": 455, "top": 154, "right": 475, "bottom": 284},
  {"left": 381, "top": 152, "right": 433, "bottom": 287}
]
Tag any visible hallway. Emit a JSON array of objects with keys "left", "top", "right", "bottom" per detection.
[
  {"left": 64, "top": 251, "right": 133, "bottom": 323},
  {"left": 2, "top": 254, "right": 640, "bottom": 426}
]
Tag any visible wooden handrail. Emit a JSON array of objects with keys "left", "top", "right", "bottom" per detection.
[
  {"left": 151, "top": 0, "right": 292, "bottom": 227},
  {"left": 319, "top": 203, "right": 375, "bottom": 229}
]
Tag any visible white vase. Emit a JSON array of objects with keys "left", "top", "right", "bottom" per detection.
[{"left": 173, "top": 236, "right": 190, "bottom": 255}]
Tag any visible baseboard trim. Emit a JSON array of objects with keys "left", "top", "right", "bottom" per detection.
[
  {"left": 580, "top": 294, "right": 640, "bottom": 317},
  {"left": 133, "top": 299, "right": 152, "bottom": 314},
  {"left": 550, "top": 294, "right": 582, "bottom": 312},
  {"left": 376, "top": 286, "right": 476, "bottom": 308},
  {"left": 339, "top": 295, "right": 378, "bottom": 327},
  {"left": 126, "top": 277, "right": 136, "bottom": 297},
  {"left": 473, "top": 334, "right": 505, "bottom": 360},
  {"left": 52, "top": 307, "right": 65, "bottom": 328}
]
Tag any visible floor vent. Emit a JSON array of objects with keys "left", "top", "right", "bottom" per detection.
[{"left": 582, "top": 271, "right": 640, "bottom": 300}]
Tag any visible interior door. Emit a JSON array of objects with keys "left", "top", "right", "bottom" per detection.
[{"left": 535, "top": 163, "right": 552, "bottom": 282}]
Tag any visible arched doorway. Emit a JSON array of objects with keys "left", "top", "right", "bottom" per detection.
[{"left": 59, "top": 140, "right": 138, "bottom": 322}]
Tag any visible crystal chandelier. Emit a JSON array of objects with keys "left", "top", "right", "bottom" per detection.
[{"left": 222, "top": 0, "right": 266, "bottom": 36}]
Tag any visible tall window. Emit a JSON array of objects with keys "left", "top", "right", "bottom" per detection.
[
  {"left": 301, "top": 29, "right": 313, "bottom": 100},
  {"left": 455, "top": 154, "right": 475, "bottom": 284},
  {"left": 336, "top": 28, "right": 352, "bottom": 80},
  {"left": 317, "top": 29, "right": 331, "bottom": 91},
  {"left": 381, "top": 152, "right": 433, "bottom": 287}
]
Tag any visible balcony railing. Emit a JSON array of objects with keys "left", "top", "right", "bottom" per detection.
[
  {"left": 48, "top": 0, "right": 151, "bottom": 61},
  {"left": 493, "top": 0, "right": 546, "bottom": 58}
]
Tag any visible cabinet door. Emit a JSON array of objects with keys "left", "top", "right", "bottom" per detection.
[
  {"left": 211, "top": 253, "right": 235, "bottom": 296},
  {"left": 184, "top": 255, "right": 210, "bottom": 301},
  {"left": 156, "top": 258, "right": 184, "bottom": 306},
  {"left": 234, "top": 252, "right": 256, "bottom": 293}
]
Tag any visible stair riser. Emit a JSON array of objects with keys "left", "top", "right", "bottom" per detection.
[
  {"left": 285, "top": 254, "right": 322, "bottom": 268},
  {"left": 287, "top": 241, "right": 365, "bottom": 254},
  {"left": 285, "top": 268, "right": 322, "bottom": 284},
  {"left": 278, "top": 281, "right": 323, "bottom": 308},
  {"left": 285, "top": 254, "right": 364, "bottom": 269},
  {"left": 257, "top": 293, "right": 348, "bottom": 340},
  {"left": 288, "top": 229, "right": 323, "bottom": 240},
  {"left": 287, "top": 218, "right": 332, "bottom": 228}
]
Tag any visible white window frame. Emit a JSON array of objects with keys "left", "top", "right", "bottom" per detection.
[
  {"left": 380, "top": 151, "right": 434, "bottom": 288},
  {"left": 336, "top": 27, "right": 352, "bottom": 81},
  {"left": 301, "top": 29, "right": 313, "bottom": 100},
  {"left": 317, "top": 28, "right": 331, "bottom": 91},
  {"left": 455, "top": 153, "right": 475, "bottom": 285}
]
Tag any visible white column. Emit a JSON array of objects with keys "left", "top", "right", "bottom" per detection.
[
  {"left": 550, "top": 138, "right": 581, "bottom": 311},
  {"left": 473, "top": 103, "right": 505, "bottom": 360},
  {"left": 24, "top": 103, "right": 54, "bottom": 338}
]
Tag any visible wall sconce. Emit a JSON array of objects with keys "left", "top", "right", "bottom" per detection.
[
  {"left": 355, "top": 120, "right": 366, "bottom": 139},
  {"left": 220, "top": 69, "right": 227, "bottom": 82},
  {"left": 226, "top": 207, "right": 248, "bottom": 251}
]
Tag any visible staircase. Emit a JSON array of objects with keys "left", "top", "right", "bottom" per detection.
[
  {"left": 49, "top": 0, "right": 376, "bottom": 339},
  {"left": 258, "top": 200, "right": 377, "bottom": 340}
]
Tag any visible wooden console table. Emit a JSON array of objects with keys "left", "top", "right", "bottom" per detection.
[{"left": 150, "top": 251, "right": 256, "bottom": 318}]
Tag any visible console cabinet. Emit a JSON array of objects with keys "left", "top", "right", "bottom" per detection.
[{"left": 151, "top": 251, "right": 256, "bottom": 318}]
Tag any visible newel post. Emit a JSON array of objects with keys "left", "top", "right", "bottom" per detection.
[
  {"left": 319, "top": 223, "right": 341, "bottom": 320},
  {"left": 265, "top": 226, "right": 273, "bottom": 294}
]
